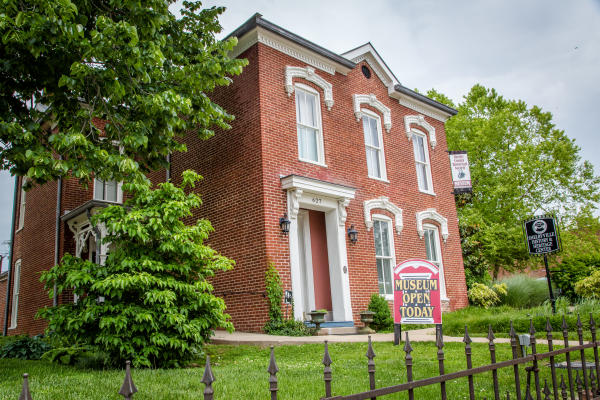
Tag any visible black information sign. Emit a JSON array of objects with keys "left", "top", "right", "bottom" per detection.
[
  {"left": 284, "top": 290, "right": 293, "bottom": 305},
  {"left": 523, "top": 215, "right": 561, "bottom": 255}
]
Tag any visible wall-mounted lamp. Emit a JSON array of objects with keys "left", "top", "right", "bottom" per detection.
[
  {"left": 279, "top": 213, "right": 291, "bottom": 234},
  {"left": 347, "top": 224, "right": 358, "bottom": 244}
]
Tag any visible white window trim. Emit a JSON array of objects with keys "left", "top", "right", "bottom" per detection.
[
  {"left": 416, "top": 208, "right": 449, "bottom": 242},
  {"left": 353, "top": 94, "right": 392, "bottom": 132},
  {"left": 363, "top": 196, "right": 403, "bottom": 234},
  {"left": 9, "top": 259, "right": 21, "bottom": 329},
  {"left": 404, "top": 114, "right": 436, "bottom": 148},
  {"left": 93, "top": 178, "right": 124, "bottom": 203},
  {"left": 361, "top": 108, "right": 388, "bottom": 182},
  {"left": 372, "top": 214, "right": 396, "bottom": 300},
  {"left": 411, "top": 128, "right": 435, "bottom": 195},
  {"left": 17, "top": 181, "right": 26, "bottom": 231},
  {"left": 423, "top": 223, "right": 448, "bottom": 300},
  {"left": 294, "top": 83, "right": 326, "bottom": 166},
  {"left": 285, "top": 66, "right": 334, "bottom": 110}
]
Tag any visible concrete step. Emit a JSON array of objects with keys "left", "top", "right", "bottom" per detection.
[{"left": 316, "top": 326, "right": 358, "bottom": 335}]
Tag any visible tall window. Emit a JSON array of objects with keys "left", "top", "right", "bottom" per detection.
[
  {"left": 10, "top": 259, "right": 21, "bottom": 329},
  {"left": 17, "top": 181, "right": 26, "bottom": 230},
  {"left": 295, "top": 84, "right": 324, "bottom": 164},
  {"left": 373, "top": 217, "right": 395, "bottom": 296},
  {"left": 424, "top": 224, "right": 446, "bottom": 299},
  {"left": 362, "top": 112, "right": 386, "bottom": 180},
  {"left": 412, "top": 130, "right": 433, "bottom": 193},
  {"left": 94, "top": 179, "right": 119, "bottom": 202}
]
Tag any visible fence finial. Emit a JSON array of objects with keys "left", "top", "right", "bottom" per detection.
[
  {"left": 19, "top": 373, "right": 33, "bottom": 400},
  {"left": 560, "top": 375, "right": 567, "bottom": 400},
  {"left": 463, "top": 325, "right": 472, "bottom": 345},
  {"left": 366, "top": 335, "right": 376, "bottom": 360},
  {"left": 561, "top": 315, "right": 568, "bottom": 333},
  {"left": 322, "top": 341, "right": 333, "bottom": 398},
  {"left": 202, "top": 356, "right": 215, "bottom": 400},
  {"left": 543, "top": 379, "right": 551, "bottom": 400},
  {"left": 528, "top": 319, "right": 536, "bottom": 336},
  {"left": 545, "top": 318, "right": 553, "bottom": 334},
  {"left": 590, "top": 313, "right": 596, "bottom": 330},
  {"left": 487, "top": 324, "right": 495, "bottom": 342},
  {"left": 268, "top": 346, "right": 279, "bottom": 400},
  {"left": 118, "top": 361, "right": 138, "bottom": 400}
]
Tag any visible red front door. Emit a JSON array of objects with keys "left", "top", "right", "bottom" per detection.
[{"left": 308, "top": 210, "right": 332, "bottom": 311}]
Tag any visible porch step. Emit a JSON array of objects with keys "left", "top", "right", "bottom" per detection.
[{"left": 316, "top": 326, "right": 358, "bottom": 335}]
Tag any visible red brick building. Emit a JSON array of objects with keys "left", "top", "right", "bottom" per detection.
[{"left": 1, "top": 14, "right": 468, "bottom": 336}]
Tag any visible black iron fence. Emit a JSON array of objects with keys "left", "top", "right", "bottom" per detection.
[{"left": 14, "top": 314, "right": 600, "bottom": 400}]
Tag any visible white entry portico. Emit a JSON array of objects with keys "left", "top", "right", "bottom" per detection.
[{"left": 280, "top": 175, "right": 356, "bottom": 322}]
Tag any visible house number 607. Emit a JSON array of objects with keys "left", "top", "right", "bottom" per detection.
[{"left": 312, "top": 197, "right": 322, "bottom": 204}]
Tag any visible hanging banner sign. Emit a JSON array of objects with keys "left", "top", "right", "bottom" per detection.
[
  {"left": 393, "top": 259, "right": 442, "bottom": 325},
  {"left": 448, "top": 151, "right": 472, "bottom": 193},
  {"left": 523, "top": 215, "right": 561, "bottom": 255}
]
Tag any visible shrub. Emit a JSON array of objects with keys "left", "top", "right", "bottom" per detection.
[
  {"left": 499, "top": 275, "right": 549, "bottom": 308},
  {"left": 0, "top": 334, "right": 51, "bottom": 360},
  {"left": 263, "top": 263, "right": 313, "bottom": 336},
  {"left": 574, "top": 270, "right": 600, "bottom": 299},
  {"left": 38, "top": 172, "right": 234, "bottom": 368},
  {"left": 367, "top": 294, "right": 393, "bottom": 331},
  {"left": 551, "top": 253, "right": 600, "bottom": 300},
  {"left": 468, "top": 283, "right": 507, "bottom": 308}
]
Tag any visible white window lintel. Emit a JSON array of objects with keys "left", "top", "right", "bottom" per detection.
[
  {"left": 353, "top": 94, "right": 392, "bottom": 132},
  {"left": 416, "top": 208, "right": 449, "bottom": 242},
  {"left": 364, "top": 196, "right": 403, "bottom": 234},
  {"left": 405, "top": 114, "right": 436, "bottom": 148},
  {"left": 285, "top": 66, "right": 334, "bottom": 110}
]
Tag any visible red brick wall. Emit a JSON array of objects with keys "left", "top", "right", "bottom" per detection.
[
  {"left": 256, "top": 43, "right": 468, "bottom": 326},
  {"left": 0, "top": 272, "right": 7, "bottom": 330},
  {"left": 171, "top": 44, "right": 270, "bottom": 332}
]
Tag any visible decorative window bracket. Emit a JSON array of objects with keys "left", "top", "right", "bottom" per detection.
[
  {"left": 353, "top": 94, "right": 392, "bottom": 132},
  {"left": 405, "top": 115, "right": 436, "bottom": 148},
  {"left": 363, "top": 196, "right": 403, "bottom": 234},
  {"left": 285, "top": 66, "right": 334, "bottom": 110}
]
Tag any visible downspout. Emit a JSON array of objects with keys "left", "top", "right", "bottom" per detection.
[
  {"left": 166, "top": 153, "right": 171, "bottom": 182},
  {"left": 53, "top": 174, "right": 62, "bottom": 306},
  {"left": 3, "top": 176, "right": 19, "bottom": 336}
]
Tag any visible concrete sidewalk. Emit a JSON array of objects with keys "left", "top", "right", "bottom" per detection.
[
  {"left": 211, "top": 328, "right": 504, "bottom": 346},
  {"left": 210, "top": 328, "right": 581, "bottom": 346}
]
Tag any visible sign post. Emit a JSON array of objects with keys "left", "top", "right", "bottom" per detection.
[
  {"left": 523, "top": 215, "right": 561, "bottom": 314},
  {"left": 392, "top": 259, "right": 442, "bottom": 344}
]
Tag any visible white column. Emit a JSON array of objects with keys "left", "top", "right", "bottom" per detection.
[{"left": 287, "top": 190, "right": 305, "bottom": 321}]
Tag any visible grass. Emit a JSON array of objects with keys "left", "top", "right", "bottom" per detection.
[
  {"left": 1, "top": 341, "right": 597, "bottom": 399},
  {"left": 499, "top": 275, "right": 549, "bottom": 308}
]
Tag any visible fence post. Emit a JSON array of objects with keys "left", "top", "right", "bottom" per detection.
[
  {"left": 366, "top": 335, "right": 376, "bottom": 400},
  {"left": 528, "top": 320, "right": 542, "bottom": 400},
  {"left": 323, "top": 340, "right": 333, "bottom": 398},
  {"left": 118, "top": 361, "right": 138, "bottom": 400},
  {"left": 202, "top": 356, "right": 215, "bottom": 400},
  {"left": 575, "top": 371, "right": 583, "bottom": 400},
  {"left": 576, "top": 315, "right": 591, "bottom": 396},
  {"left": 404, "top": 331, "right": 414, "bottom": 400},
  {"left": 488, "top": 325, "right": 500, "bottom": 400},
  {"left": 509, "top": 322, "right": 523, "bottom": 400},
  {"left": 544, "top": 318, "right": 558, "bottom": 400},
  {"left": 19, "top": 373, "right": 32, "bottom": 400},
  {"left": 590, "top": 314, "right": 600, "bottom": 397},
  {"left": 268, "top": 346, "right": 279, "bottom": 400},
  {"left": 463, "top": 326, "right": 476, "bottom": 400},
  {"left": 436, "top": 324, "right": 447, "bottom": 400},
  {"left": 561, "top": 316, "right": 575, "bottom": 399}
]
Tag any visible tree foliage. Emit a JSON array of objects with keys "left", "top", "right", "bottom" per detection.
[
  {"left": 38, "top": 171, "right": 234, "bottom": 368},
  {"left": 0, "top": 1, "right": 246, "bottom": 185},
  {"left": 427, "top": 85, "right": 600, "bottom": 280}
]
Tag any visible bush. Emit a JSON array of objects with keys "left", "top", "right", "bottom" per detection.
[
  {"left": 499, "top": 275, "right": 549, "bottom": 308},
  {"left": 0, "top": 334, "right": 51, "bottom": 360},
  {"left": 574, "top": 270, "right": 600, "bottom": 299},
  {"left": 367, "top": 294, "right": 393, "bottom": 332},
  {"left": 38, "top": 172, "right": 234, "bottom": 368},
  {"left": 551, "top": 253, "right": 600, "bottom": 300},
  {"left": 263, "top": 263, "right": 313, "bottom": 336},
  {"left": 468, "top": 283, "right": 507, "bottom": 308}
]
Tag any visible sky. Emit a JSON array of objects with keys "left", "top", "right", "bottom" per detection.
[{"left": 1, "top": 0, "right": 599, "bottom": 271}]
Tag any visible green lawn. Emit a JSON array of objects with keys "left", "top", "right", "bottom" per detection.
[{"left": 1, "top": 341, "right": 596, "bottom": 399}]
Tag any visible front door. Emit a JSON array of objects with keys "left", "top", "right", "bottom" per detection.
[{"left": 297, "top": 209, "right": 332, "bottom": 318}]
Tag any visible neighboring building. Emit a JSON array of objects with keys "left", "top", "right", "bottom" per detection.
[{"left": 1, "top": 14, "right": 468, "bottom": 336}]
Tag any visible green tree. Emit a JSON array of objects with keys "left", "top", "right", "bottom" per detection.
[
  {"left": 0, "top": 1, "right": 246, "bottom": 185},
  {"left": 38, "top": 171, "right": 233, "bottom": 368},
  {"left": 427, "top": 85, "right": 600, "bottom": 281}
]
